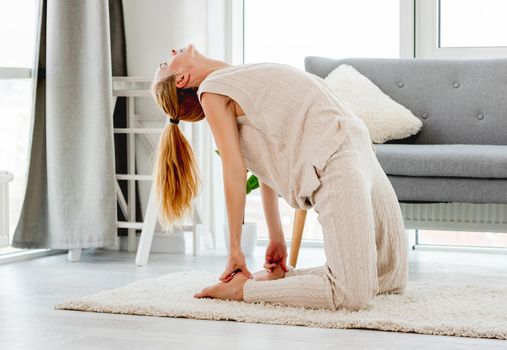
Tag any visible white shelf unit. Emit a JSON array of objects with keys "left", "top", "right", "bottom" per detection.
[{"left": 112, "top": 77, "right": 204, "bottom": 262}]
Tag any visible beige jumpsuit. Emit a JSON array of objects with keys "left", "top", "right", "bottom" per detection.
[{"left": 197, "top": 62, "right": 409, "bottom": 311}]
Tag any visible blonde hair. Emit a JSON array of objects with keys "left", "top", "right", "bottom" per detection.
[{"left": 150, "top": 72, "right": 205, "bottom": 232}]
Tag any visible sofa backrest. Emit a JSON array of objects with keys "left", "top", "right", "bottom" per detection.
[{"left": 304, "top": 56, "right": 507, "bottom": 145}]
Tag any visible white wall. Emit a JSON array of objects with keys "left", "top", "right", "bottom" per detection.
[
  {"left": 123, "top": 0, "right": 187, "bottom": 117},
  {"left": 124, "top": 0, "right": 185, "bottom": 77},
  {"left": 122, "top": 0, "right": 227, "bottom": 251}
]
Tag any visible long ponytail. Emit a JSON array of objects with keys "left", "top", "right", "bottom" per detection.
[{"left": 151, "top": 73, "right": 206, "bottom": 232}]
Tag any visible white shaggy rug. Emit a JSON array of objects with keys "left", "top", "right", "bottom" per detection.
[{"left": 54, "top": 271, "right": 507, "bottom": 340}]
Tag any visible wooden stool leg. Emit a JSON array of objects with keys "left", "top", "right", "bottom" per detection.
[{"left": 289, "top": 209, "right": 307, "bottom": 268}]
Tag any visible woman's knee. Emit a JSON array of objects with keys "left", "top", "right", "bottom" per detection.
[
  {"left": 324, "top": 251, "right": 378, "bottom": 311},
  {"left": 326, "top": 275, "right": 377, "bottom": 311},
  {"left": 340, "top": 289, "right": 376, "bottom": 311}
]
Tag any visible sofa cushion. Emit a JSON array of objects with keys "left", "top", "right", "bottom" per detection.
[
  {"left": 323, "top": 64, "right": 423, "bottom": 143},
  {"left": 387, "top": 175, "right": 507, "bottom": 204},
  {"left": 375, "top": 144, "right": 507, "bottom": 178}
]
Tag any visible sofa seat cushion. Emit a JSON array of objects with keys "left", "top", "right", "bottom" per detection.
[
  {"left": 387, "top": 175, "right": 507, "bottom": 204},
  {"left": 375, "top": 144, "right": 507, "bottom": 178}
]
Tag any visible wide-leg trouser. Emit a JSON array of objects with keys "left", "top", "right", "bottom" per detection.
[{"left": 243, "top": 119, "right": 409, "bottom": 311}]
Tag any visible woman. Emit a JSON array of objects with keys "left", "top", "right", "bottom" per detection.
[{"left": 150, "top": 43, "right": 409, "bottom": 311}]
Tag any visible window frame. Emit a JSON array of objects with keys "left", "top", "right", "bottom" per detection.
[
  {"left": 227, "top": 0, "right": 416, "bottom": 64},
  {"left": 416, "top": 0, "right": 507, "bottom": 58},
  {"left": 221, "top": 0, "right": 415, "bottom": 242},
  {"left": 0, "top": 68, "right": 32, "bottom": 79}
]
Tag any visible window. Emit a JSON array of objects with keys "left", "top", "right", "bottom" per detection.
[
  {"left": 439, "top": 0, "right": 507, "bottom": 48},
  {"left": 241, "top": 0, "right": 400, "bottom": 240},
  {"left": 243, "top": 0, "right": 400, "bottom": 70},
  {"left": 238, "top": 1, "right": 507, "bottom": 250},
  {"left": 0, "top": 0, "right": 39, "bottom": 246}
]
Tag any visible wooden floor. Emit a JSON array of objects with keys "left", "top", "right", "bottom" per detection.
[{"left": 1, "top": 244, "right": 506, "bottom": 350}]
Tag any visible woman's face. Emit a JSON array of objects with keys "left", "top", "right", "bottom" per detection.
[
  {"left": 160, "top": 43, "right": 195, "bottom": 72},
  {"left": 156, "top": 43, "right": 197, "bottom": 88}
]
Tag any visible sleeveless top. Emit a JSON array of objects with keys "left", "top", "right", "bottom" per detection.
[{"left": 196, "top": 62, "right": 364, "bottom": 210}]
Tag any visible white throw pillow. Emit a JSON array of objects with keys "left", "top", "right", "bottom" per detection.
[{"left": 324, "top": 64, "right": 423, "bottom": 143}]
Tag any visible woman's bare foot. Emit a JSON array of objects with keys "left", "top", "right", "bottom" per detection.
[
  {"left": 194, "top": 271, "right": 249, "bottom": 301},
  {"left": 252, "top": 263, "right": 286, "bottom": 281},
  {"left": 194, "top": 265, "right": 287, "bottom": 301}
]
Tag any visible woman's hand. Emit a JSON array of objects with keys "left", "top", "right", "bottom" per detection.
[
  {"left": 219, "top": 249, "right": 254, "bottom": 283},
  {"left": 263, "top": 240, "right": 289, "bottom": 273}
]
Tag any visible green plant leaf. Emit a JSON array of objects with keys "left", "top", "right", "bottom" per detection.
[{"left": 246, "top": 174, "right": 259, "bottom": 194}]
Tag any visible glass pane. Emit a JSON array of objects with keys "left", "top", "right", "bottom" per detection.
[
  {"left": 0, "top": 79, "right": 33, "bottom": 239},
  {"left": 439, "top": 0, "right": 507, "bottom": 48},
  {"left": 244, "top": 0, "right": 400, "bottom": 69},
  {"left": 0, "top": 0, "right": 38, "bottom": 67},
  {"left": 244, "top": 0, "right": 399, "bottom": 240}
]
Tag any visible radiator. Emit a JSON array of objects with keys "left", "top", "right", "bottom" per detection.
[{"left": 400, "top": 202, "right": 507, "bottom": 233}]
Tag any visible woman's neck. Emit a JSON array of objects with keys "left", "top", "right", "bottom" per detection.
[{"left": 197, "top": 59, "right": 233, "bottom": 85}]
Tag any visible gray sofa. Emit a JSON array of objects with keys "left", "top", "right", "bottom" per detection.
[{"left": 305, "top": 56, "right": 507, "bottom": 232}]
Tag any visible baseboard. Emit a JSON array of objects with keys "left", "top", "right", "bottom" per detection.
[
  {"left": 0, "top": 248, "right": 62, "bottom": 265},
  {"left": 413, "top": 243, "right": 507, "bottom": 254}
]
